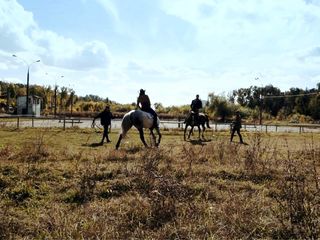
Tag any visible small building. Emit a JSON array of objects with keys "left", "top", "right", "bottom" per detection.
[{"left": 17, "top": 95, "right": 42, "bottom": 116}]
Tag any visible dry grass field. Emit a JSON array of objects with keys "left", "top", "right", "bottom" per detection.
[{"left": 0, "top": 127, "right": 319, "bottom": 239}]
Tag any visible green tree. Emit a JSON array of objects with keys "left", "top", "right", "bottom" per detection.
[
  {"left": 308, "top": 94, "right": 320, "bottom": 120},
  {"left": 60, "top": 87, "right": 68, "bottom": 112},
  {"left": 208, "top": 93, "right": 233, "bottom": 121}
]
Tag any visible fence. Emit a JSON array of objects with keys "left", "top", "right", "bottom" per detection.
[
  {"left": 0, "top": 115, "right": 320, "bottom": 133},
  {"left": 0, "top": 115, "right": 85, "bottom": 130}
]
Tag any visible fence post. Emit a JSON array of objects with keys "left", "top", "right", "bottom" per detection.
[
  {"left": 265, "top": 125, "right": 268, "bottom": 133},
  {"left": 17, "top": 117, "right": 20, "bottom": 129},
  {"left": 32, "top": 116, "right": 34, "bottom": 128},
  {"left": 63, "top": 116, "right": 66, "bottom": 131},
  {"left": 215, "top": 123, "right": 217, "bottom": 132},
  {"left": 275, "top": 125, "right": 278, "bottom": 132}
]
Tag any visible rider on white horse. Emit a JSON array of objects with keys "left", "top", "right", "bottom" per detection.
[
  {"left": 115, "top": 109, "right": 161, "bottom": 149},
  {"left": 137, "top": 89, "right": 158, "bottom": 129}
]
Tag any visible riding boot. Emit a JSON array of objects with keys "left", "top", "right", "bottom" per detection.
[{"left": 230, "top": 128, "right": 235, "bottom": 142}]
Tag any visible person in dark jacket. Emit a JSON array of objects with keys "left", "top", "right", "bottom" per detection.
[
  {"left": 230, "top": 111, "right": 244, "bottom": 144},
  {"left": 137, "top": 89, "right": 158, "bottom": 128},
  {"left": 92, "top": 105, "right": 114, "bottom": 145},
  {"left": 190, "top": 94, "right": 203, "bottom": 123}
]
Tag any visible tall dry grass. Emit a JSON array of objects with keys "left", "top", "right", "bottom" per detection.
[{"left": 0, "top": 128, "right": 319, "bottom": 239}]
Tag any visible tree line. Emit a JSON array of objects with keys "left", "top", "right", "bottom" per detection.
[
  {"left": 208, "top": 83, "right": 320, "bottom": 122},
  {"left": 0, "top": 81, "right": 319, "bottom": 122}
]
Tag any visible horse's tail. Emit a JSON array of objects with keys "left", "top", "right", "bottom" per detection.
[
  {"left": 205, "top": 114, "right": 211, "bottom": 128},
  {"left": 120, "top": 113, "right": 133, "bottom": 138}
]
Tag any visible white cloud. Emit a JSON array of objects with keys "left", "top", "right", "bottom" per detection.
[
  {"left": 95, "top": 0, "right": 119, "bottom": 21},
  {"left": 0, "top": 0, "right": 36, "bottom": 51},
  {"left": 0, "top": 0, "right": 319, "bottom": 106},
  {"left": 0, "top": 0, "right": 111, "bottom": 72},
  {"left": 160, "top": 0, "right": 320, "bottom": 56}
]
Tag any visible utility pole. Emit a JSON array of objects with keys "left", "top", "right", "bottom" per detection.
[
  {"left": 6, "top": 88, "right": 10, "bottom": 110},
  {"left": 46, "top": 73, "right": 63, "bottom": 118},
  {"left": 259, "top": 93, "right": 263, "bottom": 125},
  {"left": 70, "top": 90, "right": 74, "bottom": 117},
  {"left": 12, "top": 55, "right": 40, "bottom": 115},
  {"left": 255, "top": 76, "right": 263, "bottom": 125},
  {"left": 54, "top": 85, "right": 58, "bottom": 118}
]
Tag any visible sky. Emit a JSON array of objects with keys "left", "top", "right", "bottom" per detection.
[{"left": 0, "top": 0, "right": 320, "bottom": 106}]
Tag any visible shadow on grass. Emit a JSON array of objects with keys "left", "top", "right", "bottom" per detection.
[
  {"left": 230, "top": 141, "right": 249, "bottom": 146},
  {"left": 82, "top": 142, "right": 103, "bottom": 148},
  {"left": 188, "top": 139, "right": 212, "bottom": 145},
  {"left": 213, "top": 170, "right": 274, "bottom": 184}
]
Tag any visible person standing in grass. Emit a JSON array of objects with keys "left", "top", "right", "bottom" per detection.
[
  {"left": 230, "top": 110, "right": 244, "bottom": 144},
  {"left": 92, "top": 105, "right": 114, "bottom": 145}
]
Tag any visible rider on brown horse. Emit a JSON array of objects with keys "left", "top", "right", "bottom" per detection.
[{"left": 190, "top": 94, "right": 203, "bottom": 124}]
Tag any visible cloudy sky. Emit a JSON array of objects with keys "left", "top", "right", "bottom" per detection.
[{"left": 1, "top": 0, "right": 320, "bottom": 106}]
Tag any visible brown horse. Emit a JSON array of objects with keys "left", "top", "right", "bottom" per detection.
[{"left": 184, "top": 113, "right": 210, "bottom": 141}]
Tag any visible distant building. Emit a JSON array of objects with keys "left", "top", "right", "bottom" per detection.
[{"left": 17, "top": 95, "right": 42, "bottom": 116}]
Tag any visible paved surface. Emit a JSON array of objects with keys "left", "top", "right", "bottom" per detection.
[{"left": 1, "top": 117, "right": 320, "bottom": 133}]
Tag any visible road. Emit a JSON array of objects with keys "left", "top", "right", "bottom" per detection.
[{"left": 1, "top": 117, "right": 319, "bottom": 133}]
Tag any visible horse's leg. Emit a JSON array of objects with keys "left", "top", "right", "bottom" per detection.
[
  {"left": 149, "top": 129, "right": 156, "bottom": 147},
  {"left": 188, "top": 126, "right": 194, "bottom": 139},
  {"left": 197, "top": 125, "right": 201, "bottom": 139},
  {"left": 184, "top": 125, "right": 189, "bottom": 141},
  {"left": 155, "top": 127, "right": 161, "bottom": 147},
  {"left": 138, "top": 128, "right": 148, "bottom": 147},
  {"left": 115, "top": 134, "right": 122, "bottom": 150},
  {"left": 202, "top": 124, "right": 206, "bottom": 139}
]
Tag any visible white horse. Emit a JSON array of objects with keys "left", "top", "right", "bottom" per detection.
[{"left": 115, "top": 110, "right": 162, "bottom": 149}]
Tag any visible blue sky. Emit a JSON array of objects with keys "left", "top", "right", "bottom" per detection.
[{"left": 1, "top": 0, "right": 320, "bottom": 106}]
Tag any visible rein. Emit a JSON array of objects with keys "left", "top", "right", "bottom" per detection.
[{"left": 92, "top": 121, "right": 103, "bottom": 133}]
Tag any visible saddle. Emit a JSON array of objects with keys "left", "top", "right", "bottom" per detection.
[
  {"left": 190, "top": 111, "right": 200, "bottom": 125},
  {"left": 139, "top": 109, "right": 158, "bottom": 128},
  {"left": 140, "top": 110, "right": 154, "bottom": 120}
]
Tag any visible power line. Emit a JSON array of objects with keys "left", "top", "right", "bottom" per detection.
[{"left": 263, "top": 92, "right": 319, "bottom": 99}]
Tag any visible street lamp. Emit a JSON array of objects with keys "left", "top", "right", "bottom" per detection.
[{"left": 12, "top": 54, "right": 40, "bottom": 115}]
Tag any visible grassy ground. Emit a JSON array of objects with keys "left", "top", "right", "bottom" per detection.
[{"left": 0, "top": 127, "right": 319, "bottom": 239}]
